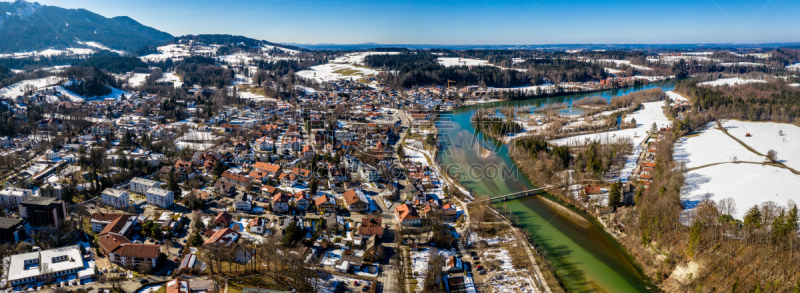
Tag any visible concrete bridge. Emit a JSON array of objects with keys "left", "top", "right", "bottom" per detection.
[{"left": 469, "top": 185, "right": 553, "bottom": 204}]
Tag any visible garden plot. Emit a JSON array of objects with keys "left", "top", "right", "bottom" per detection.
[
  {"left": 673, "top": 123, "right": 763, "bottom": 169},
  {"left": 721, "top": 120, "right": 800, "bottom": 171},
  {"left": 682, "top": 163, "right": 800, "bottom": 219}
]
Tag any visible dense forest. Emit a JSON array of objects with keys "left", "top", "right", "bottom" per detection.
[
  {"left": 365, "top": 53, "right": 531, "bottom": 88},
  {"left": 674, "top": 79, "right": 800, "bottom": 125},
  {"left": 520, "top": 58, "right": 607, "bottom": 84},
  {"left": 76, "top": 55, "right": 148, "bottom": 74},
  {"left": 61, "top": 67, "right": 116, "bottom": 97},
  {"left": 472, "top": 109, "right": 524, "bottom": 138},
  {"left": 176, "top": 57, "right": 235, "bottom": 89}
]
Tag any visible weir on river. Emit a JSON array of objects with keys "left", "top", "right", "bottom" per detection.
[{"left": 437, "top": 80, "right": 675, "bottom": 293}]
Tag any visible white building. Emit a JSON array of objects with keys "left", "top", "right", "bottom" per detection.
[
  {"left": 101, "top": 188, "right": 129, "bottom": 209},
  {"left": 145, "top": 188, "right": 174, "bottom": 208},
  {"left": 0, "top": 187, "right": 33, "bottom": 207},
  {"left": 234, "top": 201, "right": 252, "bottom": 212},
  {"left": 130, "top": 177, "right": 161, "bottom": 195},
  {"left": 359, "top": 164, "right": 380, "bottom": 182},
  {"left": 3, "top": 245, "right": 94, "bottom": 288}
]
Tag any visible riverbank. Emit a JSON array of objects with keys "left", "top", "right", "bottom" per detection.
[
  {"left": 437, "top": 81, "right": 677, "bottom": 292},
  {"left": 456, "top": 78, "right": 673, "bottom": 110}
]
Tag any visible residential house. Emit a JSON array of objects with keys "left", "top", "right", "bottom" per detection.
[
  {"left": 249, "top": 218, "right": 266, "bottom": 235},
  {"left": 395, "top": 204, "right": 421, "bottom": 226},
  {"left": 442, "top": 256, "right": 464, "bottom": 274},
  {"left": 221, "top": 171, "right": 251, "bottom": 191},
  {"left": 314, "top": 194, "right": 337, "bottom": 213},
  {"left": 234, "top": 201, "right": 252, "bottom": 212},
  {"left": 253, "top": 162, "right": 282, "bottom": 177},
  {"left": 291, "top": 168, "right": 312, "bottom": 182},
  {"left": 359, "top": 164, "right": 379, "bottom": 182},
  {"left": 272, "top": 193, "right": 290, "bottom": 214},
  {"left": 292, "top": 191, "right": 309, "bottom": 211},
  {"left": 203, "top": 228, "right": 240, "bottom": 246},
  {"left": 214, "top": 212, "right": 233, "bottom": 227},
  {"left": 130, "top": 177, "right": 161, "bottom": 195},
  {"left": 359, "top": 216, "right": 383, "bottom": 237},
  {"left": 146, "top": 188, "right": 174, "bottom": 208},
  {"left": 0, "top": 187, "right": 32, "bottom": 207},
  {"left": 278, "top": 173, "right": 297, "bottom": 186},
  {"left": 101, "top": 188, "right": 129, "bottom": 209},
  {"left": 342, "top": 189, "right": 369, "bottom": 212}
]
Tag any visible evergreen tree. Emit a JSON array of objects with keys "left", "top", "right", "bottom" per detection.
[
  {"left": 744, "top": 205, "right": 763, "bottom": 228},
  {"left": 167, "top": 172, "right": 182, "bottom": 198},
  {"left": 608, "top": 180, "right": 622, "bottom": 210}
]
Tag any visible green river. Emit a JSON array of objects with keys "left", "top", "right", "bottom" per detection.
[{"left": 436, "top": 81, "right": 675, "bottom": 292}]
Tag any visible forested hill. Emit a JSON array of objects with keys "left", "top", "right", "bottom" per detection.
[
  {"left": 169, "top": 34, "right": 305, "bottom": 52},
  {"left": 0, "top": 0, "right": 173, "bottom": 53}
]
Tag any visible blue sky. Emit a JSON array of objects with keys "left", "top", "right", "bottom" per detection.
[{"left": 15, "top": 0, "right": 800, "bottom": 44}]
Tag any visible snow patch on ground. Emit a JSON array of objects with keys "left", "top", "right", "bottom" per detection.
[
  {"left": 410, "top": 248, "right": 456, "bottom": 293},
  {"left": 551, "top": 101, "right": 670, "bottom": 147},
  {"left": 698, "top": 77, "right": 765, "bottom": 87},
  {"left": 682, "top": 163, "right": 800, "bottom": 220},
  {"left": 721, "top": 120, "right": 800, "bottom": 171},
  {"left": 127, "top": 73, "right": 149, "bottom": 87},
  {"left": 437, "top": 57, "right": 491, "bottom": 67},
  {"left": 673, "top": 123, "right": 764, "bottom": 169}
]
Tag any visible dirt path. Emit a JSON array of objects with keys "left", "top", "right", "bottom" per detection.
[{"left": 714, "top": 121, "right": 800, "bottom": 175}]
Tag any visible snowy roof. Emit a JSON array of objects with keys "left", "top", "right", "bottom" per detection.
[{"left": 5, "top": 245, "right": 85, "bottom": 283}]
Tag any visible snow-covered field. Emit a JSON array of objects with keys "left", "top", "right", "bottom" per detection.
[
  {"left": 410, "top": 248, "right": 456, "bottom": 292},
  {"left": 332, "top": 51, "right": 400, "bottom": 65},
  {"left": 75, "top": 40, "right": 126, "bottom": 55},
  {"left": 597, "top": 59, "right": 653, "bottom": 71},
  {"left": 437, "top": 57, "right": 491, "bottom": 67},
  {"left": 236, "top": 90, "right": 276, "bottom": 102},
  {"left": 140, "top": 44, "right": 219, "bottom": 62},
  {"left": 0, "top": 76, "right": 61, "bottom": 97},
  {"left": 786, "top": 63, "right": 800, "bottom": 71},
  {"left": 698, "top": 77, "right": 765, "bottom": 87},
  {"left": 157, "top": 72, "right": 183, "bottom": 88},
  {"left": 666, "top": 91, "right": 688, "bottom": 104},
  {"left": 673, "top": 123, "right": 764, "bottom": 169},
  {"left": 296, "top": 63, "right": 380, "bottom": 83},
  {"left": 719, "top": 62, "right": 766, "bottom": 67},
  {"left": 551, "top": 101, "right": 670, "bottom": 147},
  {"left": 482, "top": 247, "right": 539, "bottom": 293},
  {"left": 127, "top": 73, "right": 149, "bottom": 87},
  {"left": 721, "top": 120, "right": 800, "bottom": 171},
  {"left": 675, "top": 120, "right": 800, "bottom": 219},
  {"left": 683, "top": 163, "right": 800, "bottom": 219}
]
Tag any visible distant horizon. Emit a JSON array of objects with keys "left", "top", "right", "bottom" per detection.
[{"left": 6, "top": 0, "right": 799, "bottom": 45}]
